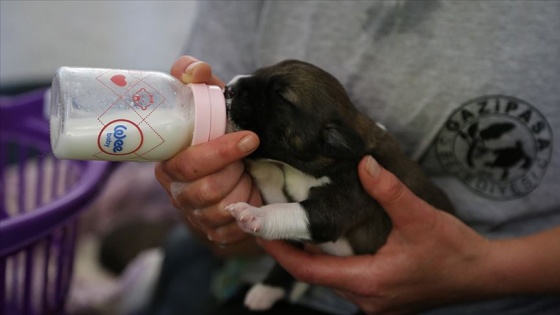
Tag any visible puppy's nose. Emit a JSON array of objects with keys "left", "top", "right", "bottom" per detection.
[{"left": 224, "top": 85, "right": 236, "bottom": 100}]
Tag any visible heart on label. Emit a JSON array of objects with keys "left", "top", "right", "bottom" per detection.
[{"left": 111, "top": 75, "right": 127, "bottom": 87}]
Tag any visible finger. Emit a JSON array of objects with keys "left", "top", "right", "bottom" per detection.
[
  {"left": 154, "top": 161, "right": 175, "bottom": 196},
  {"left": 173, "top": 161, "right": 245, "bottom": 209},
  {"left": 259, "top": 240, "right": 372, "bottom": 291},
  {"left": 207, "top": 222, "right": 254, "bottom": 246},
  {"left": 358, "top": 156, "right": 432, "bottom": 227},
  {"left": 211, "top": 237, "right": 263, "bottom": 257},
  {"left": 247, "top": 181, "right": 264, "bottom": 206},
  {"left": 170, "top": 55, "right": 225, "bottom": 87},
  {"left": 213, "top": 173, "right": 263, "bottom": 222},
  {"left": 178, "top": 209, "right": 250, "bottom": 247},
  {"left": 198, "top": 175, "right": 263, "bottom": 243},
  {"left": 185, "top": 172, "right": 253, "bottom": 226},
  {"left": 159, "top": 131, "right": 259, "bottom": 182}
]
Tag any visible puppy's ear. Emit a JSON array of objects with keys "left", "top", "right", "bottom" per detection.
[{"left": 322, "top": 123, "right": 365, "bottom": 159}]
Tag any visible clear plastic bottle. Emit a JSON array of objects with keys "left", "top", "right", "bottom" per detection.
[{"left": 49, "top": 67, "right": 226, "bottom": 161}]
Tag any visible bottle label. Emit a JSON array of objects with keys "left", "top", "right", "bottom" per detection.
[{"left": 97, "top": 119, "right": 144, "bottom": 155}]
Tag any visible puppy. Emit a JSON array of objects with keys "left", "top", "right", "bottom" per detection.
[{"left": 224, "top": 60, "right": 455, "bottom": 311}]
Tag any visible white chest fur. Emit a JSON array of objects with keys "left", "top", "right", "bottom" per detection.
[
  {"left": 246, "top": 159, "right": 331, "bottom": 204},
  {"left": 228, "top": 159, "right": 354, "bottom": 311},
  {"left": 226, "top": 159, "right": 331, "bottom": 241}
]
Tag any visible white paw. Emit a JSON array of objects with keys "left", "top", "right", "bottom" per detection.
[
  {"left": 226, "top": 202, "right": 264, "bottom": 235},
  {"left": 244, "top": 283, "right": 285, "bottom": 311},
  {"left": 226, "top": 202, "right": 312, "bottom": 240}
]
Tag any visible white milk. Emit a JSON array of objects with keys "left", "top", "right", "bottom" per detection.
[
  {"left": 52, "top": 111, "right": 193, "bottom": 161},
  {"left": 49, "top": 67, "right": 226, "bottom": 161}
]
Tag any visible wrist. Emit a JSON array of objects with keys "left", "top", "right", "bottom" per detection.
[
  {"left": 476, "top": 227, "right": 560, "bottom": 297},
  {"left": 471, "top": 239, "right": 519, "bottom": 297},
  {"left": 447, "top": 238, "right": 505, "bottom": 302}
]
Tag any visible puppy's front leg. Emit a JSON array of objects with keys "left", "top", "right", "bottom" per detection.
[{"left": 226, "top": 202, "right": 312, "bottom": 241}]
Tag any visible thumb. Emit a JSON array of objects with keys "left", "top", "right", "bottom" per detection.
[
  {"left": 170, "top": 55, "right": 225, "bottom": 87},
  {"left": 258, "top": 239, "right": 369, "bottom": 290},
  {"left": 358, "top": 155, "right": 432, "bottom": 227}
]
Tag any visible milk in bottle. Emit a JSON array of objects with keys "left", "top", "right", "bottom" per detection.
[{"left": 49, "top": 67, "right": 226, "bottom": 161}]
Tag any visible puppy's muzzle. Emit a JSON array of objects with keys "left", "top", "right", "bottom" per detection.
[
  {"left": 224, "top": 74, "right": 251, "bottom": 103},
  {"left": 224, "top": 74, "right": 252, "bottom": 132},
  {"left": 224, "top": 84, "right": 240, "bottom": 132},
  {"left": 224, "top": 85, "right": 236, "bottom": 101}
]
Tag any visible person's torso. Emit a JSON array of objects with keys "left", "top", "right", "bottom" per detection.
[
  {"left": 252, "top": 0, "right": 560, "bottom": 241},
  {"left": 188, "top": 1, "right": 560, "bottom": 313}
]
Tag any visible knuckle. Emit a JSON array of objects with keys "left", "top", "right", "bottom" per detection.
[
  {"left": 172, "top": 186, "right": 199, "bottom": 210},
  {"left": 182, "top": 179, "right": 221, "bottom": 208},
  {"left": 195, "top": 207, "right": 231, "bottom": 228},
  {"left": 191, "top": 164, "right": 244, "bottom": 207},
  {"left": 207, "top": 225, "right": 246, "bottom": 245},
  {"left": 191, "top": 209, "right": 207, "bottom": 224},
  {"left": 194, "top": 177, "right": 223, "bottom": 205},
  {"left": 184, "top": 213, "right": 204, "bottom": 231}
]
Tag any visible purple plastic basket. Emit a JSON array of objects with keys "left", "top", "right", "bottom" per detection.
[{"left": 0, "top": 89, "right": 112, "bottom": 314}]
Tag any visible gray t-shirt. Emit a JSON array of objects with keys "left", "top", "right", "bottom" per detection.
[{"left": 186, "top": 1, "right": 560, "bottom": 314}]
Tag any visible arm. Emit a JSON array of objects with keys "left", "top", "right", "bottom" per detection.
[
  {"left": 485, "top": 226, "right": 560, "bottom": 295},
  {"left": 155, "top": 56, "right": 263, "bottom": 257},
  {"left": 259, "top": 155, "right": 560, "bottom": 314}
]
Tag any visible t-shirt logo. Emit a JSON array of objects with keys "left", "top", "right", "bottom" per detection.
[{"left": 436, "top": 95, "right": 552, "bottom": 200}]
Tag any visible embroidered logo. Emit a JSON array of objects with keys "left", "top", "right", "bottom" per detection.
[{"left": 436, "top": 95, "right": 552, "bottom": 200}]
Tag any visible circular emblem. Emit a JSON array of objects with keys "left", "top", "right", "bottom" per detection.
[
  {"left": 436, "top": 95, "right": 552, "bottom": 200},
  {"left": 98, "top": 119, "right": 144, "bottom": 155}
]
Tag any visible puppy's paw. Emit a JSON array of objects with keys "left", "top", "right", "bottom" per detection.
[
  {"left": 244, "top": 283, "right": 285, "bottom": 311},
  {"left": 225, "top": 202, "right": 263, "bottom": 235},
  {"left": 226, "top": 202, "right": 311, "bottom": 240}
]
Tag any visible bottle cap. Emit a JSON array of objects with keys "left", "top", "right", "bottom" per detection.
[{"left": 190, "top": 83, "right": 226, "bottom": 145}]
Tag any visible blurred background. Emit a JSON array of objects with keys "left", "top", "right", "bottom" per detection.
[
  {"left": 1, "top": 1, "right": 198, "bottom": 95},
  {"left": 1, "top": 2, "right": 201, "bottom": 314}
]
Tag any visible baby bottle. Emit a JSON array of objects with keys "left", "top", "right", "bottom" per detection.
[{"left": 49, "top": 67, "right": 226, "bottom": 161}]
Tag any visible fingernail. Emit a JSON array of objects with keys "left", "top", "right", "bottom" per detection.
[
  {"left": 365, "top": 155, "right": 382, "bottom": 178},
  {"left": 238, "top": 135, "right": 259, "bottom": 153},
  {"left": 180, "top": 61, "right": 201, "bottom": 83}
]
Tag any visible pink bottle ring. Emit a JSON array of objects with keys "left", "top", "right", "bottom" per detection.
[
  {"left": 208, "top": 85, "right": 227, "bottom": 141},
  {"left": 189, "top": 83, "right": 227, "bottom": 146},
  {"left": 190, "top": 83, "right": 212, "bottom": 146}
]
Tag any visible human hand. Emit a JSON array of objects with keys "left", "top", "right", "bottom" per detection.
[
  {"left": 259, "top": 155, "right": 492, "bottom": 314},
  {"left": 170, "top": 55, "right": 225, "bottom": 88},
  {"left": 155, "top": 56, "right": 263, "bottom": 256}
]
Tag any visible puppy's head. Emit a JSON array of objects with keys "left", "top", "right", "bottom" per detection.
[{"left": 225, "top": 60, "right": 367, "bottom": 171}]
